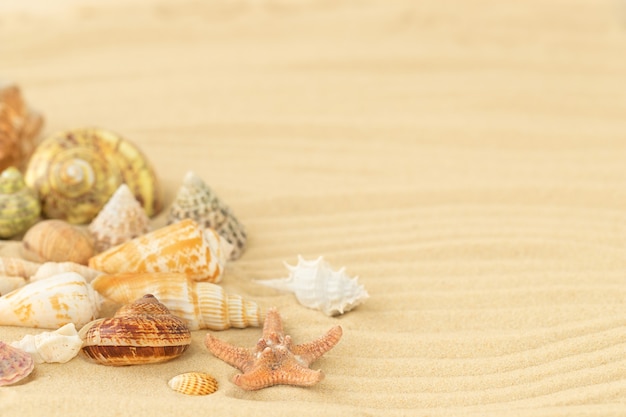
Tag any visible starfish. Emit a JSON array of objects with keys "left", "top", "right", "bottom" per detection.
[{"left": 204, "top": 307, "right": 343, "bottom": 390}]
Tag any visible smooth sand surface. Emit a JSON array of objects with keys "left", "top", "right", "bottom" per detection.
[{"left": 2, "top": 1, "right": 626, "bottom": 415}]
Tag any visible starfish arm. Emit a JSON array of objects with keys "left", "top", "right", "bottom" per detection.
[
  {"left": 233, "top": 359, "right": 324, "bottom": 390},
  {"left": 292, "top": 325, "right": 343, "bottom": 366},
  {"left": 204, "top": 334, "right": 254, "bottom": 372},
  {"left": 262, "top": 307, "right": 284, "bottom": 339}
]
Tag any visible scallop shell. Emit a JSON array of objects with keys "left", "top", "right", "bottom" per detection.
[
  {"left": 30, "top": 261, "right": 103, "bottom": 283},
  {"left": 0, "top": 256, "right": 41, "bottom": 278},
  {"left": 0, "top": 341, "right": 35, "bottom": 386},
  {"left": 24, "top": 127, "right": 163, "bottom": 224},
  {"left": 79, "top": 294, "right": 191, "bottom": 366},
  {"left": 0, "top": 275, "right": 26, "bottom": 296},
  {"left": 167, "top": 171, "right": 247, "bottom": 260},
  {"left": 88, "top": 183, "right": 151, "bottom": 253},
  {"left": 88, "top": 219, "right": 231, "bottom": 282},
  {"left": 257, "top": 256, "right": 369, "bottom": 316},
  {"left": 0, "top": 82, "right": 44, "bottom": 172},
  {"left": 0, "top": 272, "right": 101, "bottom": 328},
  {"left": 10, "top": 323, "right": 83, "bottom": 364},
  {"left": 168, "top": 372, "right": 218, "bottom": 396},
  {"left": 0, "top": 167, "right": 41, "bottom": 238},
  {"left": 21, "top": 219, "right": 95, "bottom": 265}
]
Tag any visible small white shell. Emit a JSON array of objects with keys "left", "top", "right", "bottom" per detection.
[
  {"left": 257, "top": 256, "right": 369, "bottom": 316},
  {"left": 168, "top": 372, "right": 219, "bottom": 395},
  {"left": 10, "top": 323, "right": 83, "bottom": 364},
  {"left": 30, "top": 261, "right": 104, "bottom": 283}
]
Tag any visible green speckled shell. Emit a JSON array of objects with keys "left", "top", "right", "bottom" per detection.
[{"left": 0, "top": 167, "right": 40, "bottom": 238}]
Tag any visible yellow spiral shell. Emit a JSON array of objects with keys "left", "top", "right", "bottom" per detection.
[
  {"left": 0, "top": 167, "right": 40, "bottom": 238},
  {"left": 24, "top": 128, "right": 163, "bottom": 224}
]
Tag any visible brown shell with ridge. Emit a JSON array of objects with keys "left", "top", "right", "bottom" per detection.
[{"left": 21, "top": 219, "right": 95, "bottom": 265}]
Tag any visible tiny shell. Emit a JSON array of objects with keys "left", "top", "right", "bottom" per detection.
[
  {"left": 0, "top": 275, "right": 26, "bottom": 296},
  {"left": 0, "top": 167, "right": 41, "bottom": 238},
  {"left": 30, "top": 261, "right": 103, "bottom": 283},
  {"left": 88, "top": 183, "right": 151, "bottom": 253},
  {"left": 10, "top": 323, "right": 83, "bottom": 364},
  {"left": 0, "top": 341, "right": 35, "bottom": 386},
  {"left": 257, "top": 256, "right": 369, "bottom": 316},
  {"left": 168, "top": 372, "right": 218, "bottom": 396},
  {"left": 0, "top": 257, "right": 41, "bottom": 278},
  {"left": 167, "top": 171, "right": 247, "bottom": 260},
  {"left": 22, "top": 219, "right": 95, "bottom": 265}
]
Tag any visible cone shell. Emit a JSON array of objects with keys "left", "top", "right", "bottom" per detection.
[
  {"left": 22, "top": 219, "right": 95, "bottom": 265},
  {"left": 168, "top": 372, "right": 218, "bottom": 396},
  {"left": 91, "top": 272, "right": 262, "bottom": 331},
  {"left": 10, "top": 323, "right": 82, "bottom": 364},
  {"left": 0, "top": 272, "right": 101, "bottom": 329},
  {"left": 79, "top": 294, "right": 191, "bottom": 366},
  {"left": 0, "top": 167, "right": 40, "bottom": 238},
  {"left": 30, "top": 261, "right": 103, "bottom": 283},
  {"left": 88, "top": 218, "right": 231, "bottom": 282},
  {"left": 0, "top": 256, "right": 41, "bottom": 278},
  {"left": 167, "top": 171, "right": 247, "bottom": 260},
  {"left": 88, "top": 183, "right": 151, "bottom": 253},
  {"left": 0, "top": 341, "right": 35, "bottom": 386},
  {"left": 24, "top": 127, "right": 163, "bottom": 224}
]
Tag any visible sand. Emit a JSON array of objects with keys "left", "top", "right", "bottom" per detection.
[{"left": 1, "top": 0, "right": 626, "bottom": 415}]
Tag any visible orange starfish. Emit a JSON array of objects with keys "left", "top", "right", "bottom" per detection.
[{"left": 204, "top": 307, "right": 342, "bottom": 390}]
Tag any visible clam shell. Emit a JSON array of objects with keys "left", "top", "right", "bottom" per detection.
[
  {"left": 167, "top": 171, "right": 247, "bottom": 260},
  {"left": 88, "top": 219, "right": 231, "bottom": 282},
  {"left": 0, "top": 341, "right": 35, "bottom": 386},
  {"left": 10, "top": 323, "right": 82, "bottom": 364},
  {"left": 22, "top": 219, "right": 95, "bottom": 265},
  {"left": 0, "top": 167, "right": 41, "bottom": 238},
  {"left": 91, "top": 272, "right": 262, "bottom": 331},
  {"left": 79, "top": 294, "right": 191, "bottom": 366},
  {"left": 30, "top": 261, "right": 103, "bottom": 283},
  {"left": 168, "top": 372, "right": 218, "bottom": 396},
  {"left": 257, "top": 256, "right": 369, "bottom": 316},
  {"left": 0, "top": 275, "right": 26, "bottom": 296},
  {"left": 88, "top": 183, "right": 151, "bottom": 253},
  {"left": 24, "top": 127, "right": 163, "bottom": 224},
  {"left": 0, "top": 256, "right": 41, "bottom": 278}
]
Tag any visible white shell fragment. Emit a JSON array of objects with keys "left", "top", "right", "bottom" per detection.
[
  {"left": 257, "top": 256, "right": 369, "bottom": 316},
  {"left": 10, "top": 323, "right": 83, "bottom": 364}
]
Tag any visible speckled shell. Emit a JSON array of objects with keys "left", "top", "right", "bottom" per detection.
[
  {"left": 0, "top": 256, "right": 41, "bottom": 278},
  {"left": 79, "top": 294, "right": 191, "bottom": 366},
  {"left": 257, "top": 256, "right": 369, "bottom": 316},
  {"left": 167, "top": 171, "right": 247, "bottom": 260},
  {"left": 91, "top": 272, "right": 262, "bottom": 331},
  {"left": 30, "top": 261, "right": 103, "bottom": 283},
  {"left": 88, "top": 183, "right": 151, "bottom": 253},
  {"left": 0, "top": 272, "right": 101, "bottom": 329},
  {"left": 22, "top": 219, "right": 95, "bottom": 265},
  {"left": 10, "top": 323, "right": 82, "bottom": 364},
  {"left": 0, "top": 167, "right": 40, "bottom": 238},
  {"left": 0, "top": 82, "right": 44, "bottom": 172},
  {"left": 168, "top": 372, "right": 218, "bottom": 395},
  {"left": 24, "top": 127, "right": 163, "bottom": 224},
  {"left": 0, "top": 341, "right": 35, "bottom": 386},
  {"left": 88, "top": 219, "right": 232, "bottom": 282}
]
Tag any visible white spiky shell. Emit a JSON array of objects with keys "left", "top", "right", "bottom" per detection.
[
  {"left": 10, "top": 323, "right": 83, "bottom": 364},
  {"left": 257, "top": 256, "right": 369, "bottom": 316}
]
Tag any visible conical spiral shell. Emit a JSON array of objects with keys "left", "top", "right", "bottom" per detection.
[
  {"left": 22, "top": 219, "right": 95, "bottom": 265},
  {"left": 88, "top": 219, "right": 231, "bottom": 282},
  {"left": 10, "top": 323, "right": 83, "bottom": 364},
  {"left": 0, "top": 256, "right": 41, "bottom": 278},
  {"left": 0, "top": 341, "right": 35, "bottom": 386},
  {"left": 0, "top": 167, "right": 40, "bottom": 238},
  {"left": 24, "top": 127, "right": 163, "bottom": 224},
  {"left": 0, "top": 276, "right": 26, "bottom": 296},
  {"left": 30, "top": 261, "right": 103, "bottom": 283},
  {"left": 91, "top": 272, "right": 262, "bottom": 331},
  {"left": 168, "top": 372, "right": 218, "bottom": 395}
]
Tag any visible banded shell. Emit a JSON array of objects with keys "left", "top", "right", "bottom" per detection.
[
  {"left": 0, "top": 275, "right": 26, "bottom": 296},
  {"left": 0, "top": 272, "right": 101, "bottom": 328},
  {"left": 22, "top": 219, "right": 95, "bottom": 265},
  {"left": 91, "top": 272, "right": 262, "bottom": 331},
  {"left": 79, "top": 294, "right": 191, "bottom": 366},
  {"left": 24, "top": 127, "right": 163, "bottom": 224},
  {"left": 257, "top": 256, "right": 369, "bottom": 316},
  {"left": 0, "top": 167, "right": 40, "bottom": 238},
  {"left": 10, "top": 323, "right": 82, "bottom": 364},
  {"left": 167, "top": 171, "right": 247, "bottom": 260},
  {"left": 0, "top": 82, "right": 44, "bottom": 172},
  {"left": 168, "top": 372, "right": 218, "bottom": 396},
  {"left": 88, "top": 219, "right": 232, "bottom": 282},
  {"left": 0, "top": 341, "right": 35, "bottom": 386},
  {"left": 30, "top": 261, "right": 103, "bottom": 283},
  {"left": 0, "top": 256, "right": 41, "bottom": 278},
  {"left": 88, "top": 183, "right": 151, "bottom": 253}
]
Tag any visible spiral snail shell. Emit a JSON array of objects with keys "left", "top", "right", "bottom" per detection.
[
  {"left": 0, "top": 167, "right": 41, "bottom": 238},
  {"left": 22, "top": 219, "right": 95, "bottom": 265},
  {"left": 24, "top": 127, "right": 163, "bottom": 224}
]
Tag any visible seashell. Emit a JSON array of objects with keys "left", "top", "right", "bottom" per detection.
[
  {"left": 0, "top": 272, "right": 101, "bottom": 329},
  {"left": 0, "top": 82, "right": 44, "bottom": 172},
  {"left": 257, "top": 256, "right": 369, "bottom": 316},
  {"left": 91, "top": 272, "right": 262, "bottom": 331},
  {"left": 167, "top": 171, "right": 247, "bottom": 260},
  {"left": 10, "top": 323, "right": 82, "bottom": 364},
  {"left": 168, "top": 372, "right": 218, "bottom": 396},
  {"left": 0, "top": 341, "right": 35, "bottom": 386},
  {"left": 79, "top": 294, "right": 191, "bottom": 366},
  {"left": 22, "top": 219, "right": 95, "bottom": 265},
  {"left": 88, "top": 218, "right": 231, "bottom": 282},
  {"left": 88, "top": 183, "right": 151, "bottom": 253},
  {"left": 0, "top": 275, "right": 26, "bottom": 296},
  {"left": 0, "top": 167, "right": 40, "bottom": 238},
  {"left": 30, "top": 261, "right": 103, "bottom": 283},
  {"left": 0, "top": 256, "right": 41, "bottom": 278},
  {"left": 24, "top": 127, "right": 163, "bottom": 224}
]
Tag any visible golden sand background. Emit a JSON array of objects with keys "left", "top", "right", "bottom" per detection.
[{"left": 2, "top": 0, "right": 626, "bottom": 415}]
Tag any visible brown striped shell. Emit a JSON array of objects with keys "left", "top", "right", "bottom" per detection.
[
  {"left": 168, "top": 372, "right": 218, "bottom": 396},
  {"left": 21, "top": 219, "right": 95, "bottom": 265}
]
